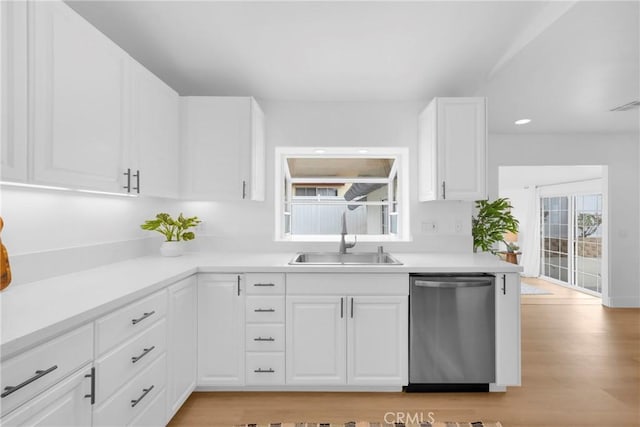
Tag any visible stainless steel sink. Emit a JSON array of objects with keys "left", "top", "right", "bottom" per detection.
[{"left": 289, "top": 252, "right": 403, "bottom": 265}]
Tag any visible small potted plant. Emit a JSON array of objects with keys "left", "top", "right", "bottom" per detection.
[
  {"left": 472, "top": 198, "right": 519, "bottom": 254},
  {"left": 140, "top": 213, "right": 201, "bottom": 257}
]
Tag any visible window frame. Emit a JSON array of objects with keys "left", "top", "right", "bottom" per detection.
[{"left": 274, "top": 146, "right": 411, "bottom": 242}]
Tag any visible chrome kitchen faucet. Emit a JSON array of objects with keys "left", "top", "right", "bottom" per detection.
[{"left": 339, "top": 212, "right": 357, "bottom": 254}]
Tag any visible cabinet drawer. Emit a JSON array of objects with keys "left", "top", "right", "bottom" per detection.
[
  {"left": 245, "top": 353, "right": 285, "bottom": 385},
  {"left": 96, "top": 290, "right": 167, "bottom": 355},
  {"left": 245, "top": 273, "right": 285, "bottom": 295},
  {"left": 95, "top": 318, "right": 167, "bottom": 403},
  {"left": 0, "top": 324, "right": 93, "bottom": 417},
  {"left": 93, "top": 353, "right": 166, "bottom": 427},
  {"left": 245, "top": 296, "right": 285, "bottom": 323},
  {"left": 127, "top": 386, "right": 166, "bottom": 427},
  {"left": 245, "top": 324, "right": 284, "bottom": 352}
]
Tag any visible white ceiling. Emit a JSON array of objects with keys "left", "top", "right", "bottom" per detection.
[{"left": 66, "top": 1, "right": 640, "bottom": 134}]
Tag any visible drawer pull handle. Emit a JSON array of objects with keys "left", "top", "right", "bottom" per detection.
[
  {"left": 1, "top": 365, "right": 58, "bottom": 398},
  {"left": 131, "top": 311, "right": 155, "bottom": 325},
  {"left": 131, "top": 385, "right": 154, "bottom": 408},
  {"left": 131, "top": 346, "right": 156, "bottom": 364},
  {"left": 254, "top": 337, "right": 275, "bottom": 342},
  {"left": 254, "top": 368, "right": 275, "bottom": 373},
  {"left": 254, "top": 308, "right": 275, "bottom": 313},
  {"left": 253, "top": 283, "right": 275, "bottom": 287},
  {"left": 84, "top": 367, "right": 95, "bottom": 404}
]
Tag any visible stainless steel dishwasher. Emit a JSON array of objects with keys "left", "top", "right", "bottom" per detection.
[{"left": 407, "top": 274, "right": 495, "bottom": 392}]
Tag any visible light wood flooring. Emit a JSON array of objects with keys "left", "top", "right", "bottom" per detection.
[{"left": 169, "top": 279, "right": 640, "bottom": 427}]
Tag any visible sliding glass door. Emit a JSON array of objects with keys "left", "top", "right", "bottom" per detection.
[
  {"left": 574, "top": 194, "right": 603, "bottom": 293},
  {"left": 541, "top": 197, "right": 569, "bottom": 283},
  {"left": 540, "top": 193, "right": 603, "bottom": 295}
]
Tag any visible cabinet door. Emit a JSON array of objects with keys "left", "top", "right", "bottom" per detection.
[
  {"left": 437, "top": 97, "right": 486, "bottom": 201},
  {"left": 197, "top": 274, "right": 245, "bottom": 386},
  {"left": 249, "top": 98, "right": 266, "bottom": 201},
  {"left": 495, "top": 273, "right": 521, "bottom": 386},
  {"left": 0, "top": 366, "right": 92, "bottom": 427},
  {"left": 180, "top": 97, "right": 251, "bottom": 200},
  {"left": 31, "top": 0, "right": 130, "bottom": 192},
  {"left": 286, "top": 296, "right": 346, "bottom": 385},
  {"left": 1, "top": 0, "right": 28, "bottom": 182},
  {"left": 132, "top": 62, "right": 179, "bottom": 198},
  {"left": 167, "top": 276, "right": 197, "bottom": 421},
  {"left": 347, "top": 296, "right": 408, "bottom": 386},
  {"left": 418, "top": 97, "right": 486, "bottom": 201}
]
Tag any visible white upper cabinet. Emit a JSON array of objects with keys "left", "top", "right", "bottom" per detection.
[
  {"left": 418, "top": 97, "right": 487, "bottom": 201},
  {"left": 180, "top": 96, "right": 266, "bottom": 201},
  {"left": 30, "top": 0, "right": 131, "bottom": 193},
  {"left": 1, "top": 0, "right": 28, "bottom": 182},
  {"left": 131, "top": 61, "right": 180, "bottom": 198}
]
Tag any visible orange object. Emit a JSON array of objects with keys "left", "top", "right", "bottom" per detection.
[{"left": 0, "top": 216, "right": 12, "bottom": 290}]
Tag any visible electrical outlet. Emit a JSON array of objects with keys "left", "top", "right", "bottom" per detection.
[{"left": 455, "top": 219, "right": 463, "bottom": 233}]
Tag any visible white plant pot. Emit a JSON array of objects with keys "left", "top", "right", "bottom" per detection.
[{"left": 160, "top": 241, "right": 185, "bottom": 257}]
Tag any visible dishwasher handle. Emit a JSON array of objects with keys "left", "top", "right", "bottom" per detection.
[{"left": 413, "top": 279, "right": 493, "bottom": 288}]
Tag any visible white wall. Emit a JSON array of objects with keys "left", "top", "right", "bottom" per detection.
[
  {"left": 0, "top": 186, "right": 177, "bottom": 284},
  {"left": 489, "top": 133, "right": 640, "bottom": 307},
  {"left": 186, "top": 100, "right": 474, "bottom": 254}
]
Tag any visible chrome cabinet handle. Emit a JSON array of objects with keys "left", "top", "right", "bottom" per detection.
[
  {"left": 242, "top": 180, "right": 247, "bottom": 199},
  {"left": 131, "top": 385, "right": 154, "bottom": 408},
  {"left": 237, "top": 275, "right": 241, "bottom": 296},
  {"left": 254, "top": 368, "right": 274, "bottom": 373},
  {"left": 340, "top": 297, "right": 344, "bottom": 318},
  {"left": 350, "top": 297, "right": 354, "bottom": 318},
  {"left": 131, "top": 311, "right": 155, "bottom": 325},
  {"left": 502, "top": 275, "right": 506, "bottom": 295},
  {"left": 84, "top": 367, "right": 95, "bottom": 404},
  {"left": 253, "top": 283, "right": 275, "bottom": 287},
  {"left": 442, "top": 181, "right": 446, "bottom": 199},
  {"left": 254, "top": 337, "right": 275, "bottom": 342},
  {"left": 254, "top": 308, "right": 275, "bottom": 313},
  {"left": 131, "top": 346, "right": 155, "bottom": 364},
  {"left": 1, "top": 365, "right": 58, "bottom": 398},
  {"left": 132, "top": 170, "right": 140, "bottom": 194}
]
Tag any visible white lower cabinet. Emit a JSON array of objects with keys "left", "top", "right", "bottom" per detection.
[
  {"left": 167, "top": 276, "right": 197, "bottom": 420},
  {"left": 197, "top": 274, "right": 245, "bottom": 386},
  {"left": 0, "top": 365, "right": 93, "bottom": 427},
  {"left": 286, "top": 296, "right": 347, "bottom": 385},
  {"left": 495, "top": 273, "right": 521, "bottom": 386},
  {"left": 347, "top": 296, "right": 408, "bottom": 386},
  {"left": 285, "top": 274, "right": 409, "bottom": 388}
]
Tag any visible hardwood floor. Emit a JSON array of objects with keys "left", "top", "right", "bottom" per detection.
[{"left": 169, "top": 279, "right": 640, "bottom": 427}]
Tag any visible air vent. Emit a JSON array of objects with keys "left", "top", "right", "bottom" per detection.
[{"left": 609, "top": 101, "right": 640, "bottom": 112}]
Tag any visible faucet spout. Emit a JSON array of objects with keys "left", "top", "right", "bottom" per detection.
[{"left": 339, "top": 212, "right": 357, "bottom": 254}]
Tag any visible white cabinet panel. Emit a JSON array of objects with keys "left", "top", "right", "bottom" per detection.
[
  {"left": 0, "top": 366, "right": 93, "bottom": 427},
  {"left": 418, "top": 97, "right": 487, "bottom": 201},
  {"left": 197, "top": 274, "right": 245, "bottom": 386},
  {"left": 167, "top": 276, "right": 197, "bottom": 420},
  {"left": 286, "top": 296, "right": 346, "bottom": 385},
  {"left": 347, "top": 296, "right": 408, "bottom": 386},
  {"left": 132, "top": 61, "right": 180, "bottom": 198},
  {"left": 1, "top": 0, "right": 28, "bottom": 182},
  {"left": 495, "top": 273, "right": 521, "bottom": 386},
  {"left": 31, "top": 0, "right": 131, "bottom": 192},
  {"left": 180, "top": 96, "right": 265, "bottom": 201}
]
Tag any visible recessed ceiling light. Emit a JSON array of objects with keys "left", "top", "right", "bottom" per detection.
[
  {"left": 514, "top": 119, "right": 531, "bottom": 125},
  {"left": 358, "top": 149, "right": 369, "bottom": 154},
  {"left": 314, "top": 149, "right": 326, "bottom": 154}
]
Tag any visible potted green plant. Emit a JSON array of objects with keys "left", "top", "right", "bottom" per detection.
[
  {"left": 140, "top": 213, "right": 201, "bottom": 257},
  {"left": 472, "top": 198, "right": 519, "bottom": 254}
]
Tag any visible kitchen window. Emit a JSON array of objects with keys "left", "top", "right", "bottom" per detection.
[{"left": 274, "top": 147, "right": 410, "bottom": 242}]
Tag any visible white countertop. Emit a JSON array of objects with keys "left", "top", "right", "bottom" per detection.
[{"left": 0, "top": 251, "right": 521, "bottom": 359}]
